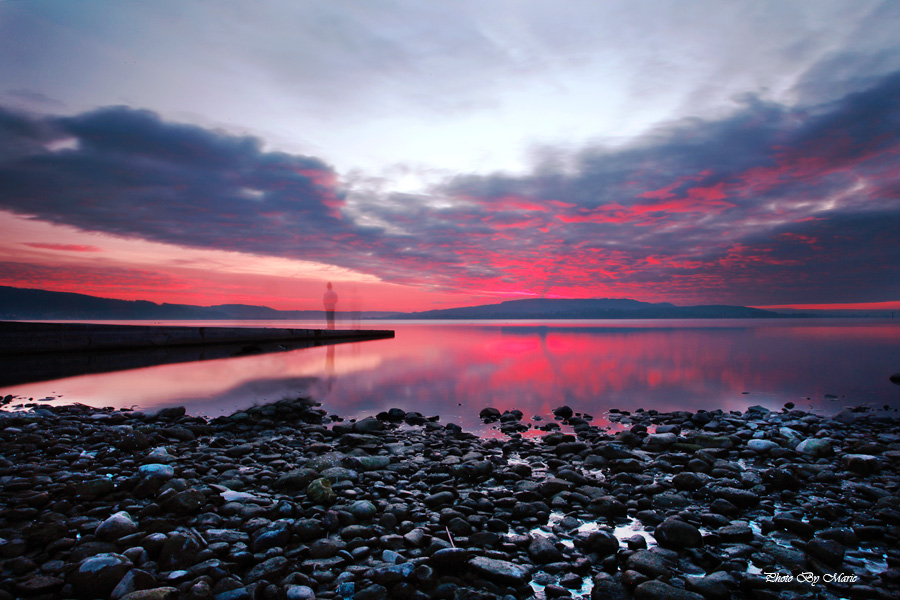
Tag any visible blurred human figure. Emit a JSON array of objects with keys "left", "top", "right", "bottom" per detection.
[{"left": 323, "top": 282, "right": 338, "bottom": 329}]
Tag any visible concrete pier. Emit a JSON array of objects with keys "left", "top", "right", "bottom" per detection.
[{"left": 0, "top": 321, "right": 394, "bottom": 355}]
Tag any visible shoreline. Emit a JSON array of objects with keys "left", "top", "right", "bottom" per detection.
[{"left": 1, "top": 400, "right": 898, "bottom": 600}]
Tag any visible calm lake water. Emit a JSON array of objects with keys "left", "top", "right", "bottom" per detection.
[{"left": 3, "top": 319, "right": 899, "bottom": 433}]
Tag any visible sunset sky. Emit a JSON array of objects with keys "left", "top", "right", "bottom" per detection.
[{"left": 1, "top": 1, "right": 899, "bottom": 312}]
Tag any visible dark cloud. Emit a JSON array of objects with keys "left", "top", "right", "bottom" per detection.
[
  {"left": 1, "top": 69, "right": 899, "bottom": 305},
  {"left": 0, "top": 105, "right": 353, "bottom": 257}
]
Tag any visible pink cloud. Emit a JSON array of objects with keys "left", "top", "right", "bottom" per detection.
[{"left": 23, "top": 243, "right": 103, "bottom": 252}]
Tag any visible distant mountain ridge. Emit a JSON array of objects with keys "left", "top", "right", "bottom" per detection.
[
  {"left": 0, "top": 286, "right": 394, "bottom": 320},
  {"left": 3, "top": 284, "right": 866, "bottom": 321},
  {"left": 393, "top": 297, "right": 784, "bottom": 319}
]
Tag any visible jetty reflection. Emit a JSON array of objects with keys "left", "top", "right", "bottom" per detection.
[{"left": 0, "top": 321, "right": 393, "bottom": 387}]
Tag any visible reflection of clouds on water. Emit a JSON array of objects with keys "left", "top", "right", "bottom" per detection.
[{"left": 3, "top": 321, "right": 898, "bottom": 430}]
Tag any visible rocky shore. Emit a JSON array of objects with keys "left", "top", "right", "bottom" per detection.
[{"left": 1, "top": 399, "right": 898, "bottom": 600}]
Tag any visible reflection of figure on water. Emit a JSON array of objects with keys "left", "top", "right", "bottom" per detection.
[
  {"left": 325, "top": 344, "right": 336, "bottom": 392},
  {"left": 348, "top": 285, "right": 361, "bottom": 330},
  {"left": 323, "top": 282, "right": 338, "bottom": 329}
]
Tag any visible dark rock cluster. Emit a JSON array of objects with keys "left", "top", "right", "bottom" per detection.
[{"left": 1, "top": 399, "right": 898, "bottom": 600}]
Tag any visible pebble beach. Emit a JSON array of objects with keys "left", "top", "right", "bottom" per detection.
[{"left": 1, "top": 398, "right": 898, "bottom": 600}]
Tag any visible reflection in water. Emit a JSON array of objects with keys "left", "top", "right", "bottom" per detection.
[
  {"left": 2, "top": 319, "right": 898, "bottom": 433},
  {"left": 325, "top": 344, "right": 336, "bottom": 392}
]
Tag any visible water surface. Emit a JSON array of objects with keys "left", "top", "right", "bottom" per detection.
[{"left": 3, "top": 319, "right": 898, "bottom": 432}]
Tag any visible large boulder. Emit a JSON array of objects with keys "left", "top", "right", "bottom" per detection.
[
  {"left": 796, "top": 438, "right": 833, "bottom": 459},
  {"left": 468, "top": 556, "right": 532, "bottom": 585},
  {"left": 69, "top": 553, "right": 132, "bottom": 598},
  {"left": 95, "top": 512, "right": 138, "bottom": 542},
  {"left": 655, "top": 518, "right": 702, "bottom": 549}
]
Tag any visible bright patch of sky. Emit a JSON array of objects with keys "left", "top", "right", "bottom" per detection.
[{"left": 3, "top": 0, "right": 893, "bottom": 192}]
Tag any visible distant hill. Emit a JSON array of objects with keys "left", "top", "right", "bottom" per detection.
[
  {"left": 0, "top": 286, "right": 393, "bottom": 320},
  {"left": 391, "top": 297, "right": 785, "bottom": 319},
  {"left": 3, "top": 285, "right": 863, "bottom": 321}
]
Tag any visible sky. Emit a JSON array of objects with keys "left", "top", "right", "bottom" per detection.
[{"left": 1, "top": 0, "right": 899, "bottom": 312}]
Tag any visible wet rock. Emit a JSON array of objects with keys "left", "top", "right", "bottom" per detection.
[
  {"left": 430, "top": 547, "right": 470, "bottom": 571},
  {"left": 805, "top": 537, "right": 845, "bottom": 568},
  {"left": 320, "top": 466, "right": 358, "bottom": 483},
  {"left": 145, "top": 447, "right": 175, "bottom": 463},
  {"left": 306, "top": 451, "right": 345, "bottom": 471},
  {"left": 590, "top": 496, "right": 628, "bottom": 517},
  {"left": 119, "top": 589, "right": 179, "bottom": 600},
  {"left": 762, "top": 542, "right": 807, "bottom": 572},
  {"left": 796, "top": 437, "right": 833, "bottom": 458},
  {"left": 15, "top": 575, "right": 64, "bottom": 596},
  {"left": 354, "top": 584, "right": 386, "bottom": 600},
  {"left": 75, "top": 478, "right": 115, "bottom": 499},
  {"left": 644, "top": 433, "right": 678, "bottom": 450},
  {"left": 370, "top": 562, "right": 415, "bottom": 586},
  {"left": 651, "top": 493, "right": 692, "bottom": 511},
  {"left": 306, "top": 478, "right": 337, "bottom": 504},
  {"left": 424, "top": 490, "right": 456, "bottom": 507},
  {"left": 163, "top": 488, "right": 205, "bottom": 514},
  {"left": 528, "top": 535, "right": 564, "bottom": 564},
  {"left": 574, "top": 529, "right": 619, "bottom": 557},
  {"left": 96, "top": 511, "right": 139, "bottom": 541},
  {"left": 245, "top": 556, "right": 289, "bottom": 583},
  {"left": 671, "top": 472, "right": 706, "bottom": 491},
  {"left": 539, "top": 478, "right": 574, "bottom": 496},
  {"left": 110, "top": 568, "right": 158, "bottom": 600},
  {"left": 353, "top": 417, "right": 385, "bottom": 433},
  {"left": 158, "top": 528, "right": 203, "bottom": 571},
  {"left": 164, "top": 426, "right": 195, "bottom": 441},
  {"left": 274, "top": 468, "right": 317, "bottom": 491},
  {"left": 251, "top": 521, "right": 292, "bottom": 553},
  {"left": 139, "top": 463, "right": 175, "bottom": 479},
  {"left": 294, "top": 518, "right": 324, "bottom": 541},
  {"left": 545, "top": 432, "right": 576, "bottom": 446},
  {"left": 155, "top": 406, "right": 186, "bottom": 419},
  {"left": 708, "top": 485, "right": 758, "bottom": 508},
  {"left": 479, "top": 407, "right": 502, "bottom": 422},
  {"left": 685, "top": 572, "right": 734, "bottom": 600},
  {"left": 818, "top": 527, "right": 859, "bottom": 547},
  {"left": 773, "top": 516, "right": 814, "bottom": 538},
  {"left": 555, "top": 441, "right": 589, "bottom": 455},
  {"left": 715, "top": 524, "right": 754, "bottom": 543},
  {"left": 591, "top": 575, "right": 627, "bottom": 600},
  {"left": 349, "top": 456, "right": 391, "bottom": 471},
  {"left": 468, "top": 556, "right": 532, "bottom": 585},
  {"left": 347, "top": 499, "right": 378, "bottom": 520},
  {"left": 763, "top": 468, "right": 801, "bottom": 491},
  {"left": 70, "top": 552, "right": 133, "bottom": 598},
  {"left": 634, "top": 580, "right": 705, "bottom": 600},
  {"left": 213, "top": 586, "right": 251, "bottom": 600},
  {"left": 553, "top": 405, "right": 574, "bottom": 419},
  {"left": 626, "top": 550, "right": 670, "bottom": 578},
  {"left": 747, "top": 439, "right": 779, "bottom": 453},
  {"left": 284, "top": 585, "right": 316, "bottom": 600},
  {"left": 655, "top": 518, "right": 702, "bottom": 549},
  {"left": 224, "top": 443, "right": 255, "bottom": 458},
  {"left": 117, "top": 430, "right": 151, "bottom": 451},
  {"left": 842, "top": 454, "right": 881, "bottom": 475}
]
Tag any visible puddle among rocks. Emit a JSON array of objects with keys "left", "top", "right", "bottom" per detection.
[
  {"left": 612, "top": 517, "right": 657, "bottom": 549},
  {"left": 523, "top": 512, "right": 663, "bottom": 599}
]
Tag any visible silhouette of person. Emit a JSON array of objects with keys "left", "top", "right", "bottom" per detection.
[{"left": 323, "top": 282, "right": 338, "bottom": 329}]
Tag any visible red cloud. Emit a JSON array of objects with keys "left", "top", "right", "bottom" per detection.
[{"left": 23, "top": 243, "right": 102, "bottom": 252}]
